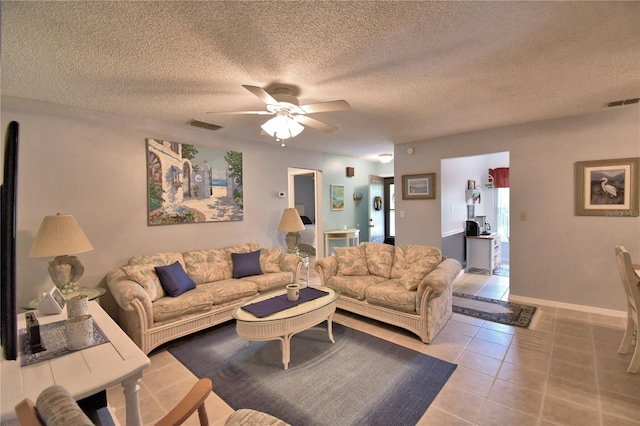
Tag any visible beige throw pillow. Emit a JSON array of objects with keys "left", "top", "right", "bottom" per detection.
[
  {"left": 391, "top": 245, "right": 442, "bottom": 291},
  {"left": 122, "top": 264, "right": 165, "bottom": 301},
  {"left": 362, "top": 242, "right": 395, "bottom": 278},
  {"left": 335, "top": 246, "right": 369, "bottom": 276},
  {"left": 260, "top": 248, "right": 282, "bottom": 273}
]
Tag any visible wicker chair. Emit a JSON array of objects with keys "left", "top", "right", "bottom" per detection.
[{"left": 615, "top": 245, "right": 640, "bottom": 374}]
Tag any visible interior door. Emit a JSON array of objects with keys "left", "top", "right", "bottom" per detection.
[{"left": 368, "top": 175, "right": 384, "bottom": 242}]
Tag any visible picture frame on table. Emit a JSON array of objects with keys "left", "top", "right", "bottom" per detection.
[
  {"left": 575, "top": 157, "right": 639, "bottom": 217},
  {"left": 402, "top": 173, "right": 436, "bottom": 200},
  {"left": 330, "top": 184, "right": 345, "bottom": 210}
]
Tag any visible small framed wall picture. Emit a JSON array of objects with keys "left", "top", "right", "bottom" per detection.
[
  {"left": 402, "top": 173, "right": 436, "bottom": 200},
  {"left": 331, "top": 184, "right": 345, "bottom": 210},
  {"left": 575, "top": 157, "right": 639, "bottom": 216}
]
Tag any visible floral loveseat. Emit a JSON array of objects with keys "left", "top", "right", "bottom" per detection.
[
  {"left": 107, "top": 243, "right": 302, "bottom": 354},
  {"left": 315, "top": 242, "right": 461, "bottom": 343}
]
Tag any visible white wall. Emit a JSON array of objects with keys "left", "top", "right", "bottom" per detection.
[
  {"left": 396, "top": 106, "right": 640, "bottom": 311},
  {"left": 1, "top": 96, "right": 324, "bottom": 313},
  {"left": 4, "top": 96, "right": 637, "bottom": 313},
  {"left": 321, "top": 153, "right": 389, "bottom": 241}
]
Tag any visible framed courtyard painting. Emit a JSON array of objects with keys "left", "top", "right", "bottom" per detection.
[
  {"left": 146, "top": 138, "right": 243, "bottom": 225},
  {"left": 402, "top": 173, "right": 436, "bottom": 200},
  {"left": 575, "top": 157, "right": 639, "bottom": 216},
  {"left": 331, "top": 184, "right": 345, "bottom": 210}
]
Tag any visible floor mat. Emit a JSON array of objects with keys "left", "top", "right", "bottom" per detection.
[{"left": 453, "top": 292, "right": 538, "bottom": 328}]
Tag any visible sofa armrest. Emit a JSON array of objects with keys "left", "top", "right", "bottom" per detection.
[
  {"left": 106, "top": 268, "right": 153, "bottom": 329},
  {"left": 417, "top": 258, "right": 462, "bottom": 301},
  {"left": 315, "top": 256, "right": 338, "bottom": 285},
  {"left": 278, "top": 252, "right": 303, "bottom": 283}
]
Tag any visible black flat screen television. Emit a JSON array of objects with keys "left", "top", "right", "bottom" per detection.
[{"left": 1, "top": 121, "right": 19, "bottom": 360}]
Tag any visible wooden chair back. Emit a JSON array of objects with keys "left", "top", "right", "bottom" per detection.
[{"left": 15, "top": 378, "right": 213, "bottom": 426}]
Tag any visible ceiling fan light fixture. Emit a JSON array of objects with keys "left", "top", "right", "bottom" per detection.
[
  {"left": 379, "top": 153, "right": 394, "bottom": 163},
  {"left": 261, "top": 112, "right": 304, "bottom": 140}
]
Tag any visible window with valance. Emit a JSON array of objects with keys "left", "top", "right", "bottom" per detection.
[{"left": 489, "top": 167, "right": 509, "bottom": 188}]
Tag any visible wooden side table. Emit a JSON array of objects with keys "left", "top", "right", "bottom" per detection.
[{"left": 1, "top": 301, "right": 150, "bottom": 425}]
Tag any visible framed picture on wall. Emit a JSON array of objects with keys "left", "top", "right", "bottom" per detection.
[
  {"left": 575, "top": 157, "right": 639, "bottom": 216},
  {"left": 146, "top": 138, "right": 244, "bottom": 225},
  {"left": 402, "top": 173, "right": 436, "bottom": 200},
  {"left": 330, "top": 184, "right": 345, "bottom": 210}
]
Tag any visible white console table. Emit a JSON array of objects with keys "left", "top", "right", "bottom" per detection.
[
  {"left": 1, "top": 301, "right": 150, "bottom": 425},
  {"left": 324, "top": 228, "right": 360, "bottom": 255}
]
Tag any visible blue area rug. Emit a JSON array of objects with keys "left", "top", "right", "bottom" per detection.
[{"left": 168, "top": 322, "right": 456, "bottom": 426}]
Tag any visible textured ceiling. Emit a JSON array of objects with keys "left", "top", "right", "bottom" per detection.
[{"left": 2, "top": 1, "right": 639, "bottom": 160}]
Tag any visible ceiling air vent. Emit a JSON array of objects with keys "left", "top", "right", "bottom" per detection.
[
  {"left": 188, "top": 120, "right": 223, "bottom": 131},
  {"left": 607, "top": 98, "right": 640, "bottom": 108}
]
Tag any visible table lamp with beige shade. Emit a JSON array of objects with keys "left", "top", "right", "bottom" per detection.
[
  {"left": 29, "top": 213, "right": 93, "bottom": 295},
  {"left": 278, "top": 208, "right": 305, "bottom": 254}
]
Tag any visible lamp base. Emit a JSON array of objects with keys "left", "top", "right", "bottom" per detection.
[
  {"left": 284, "top": 232, "right": 302, "bottom": 255},
  {"left": 48, "top": 255, "right": 85, "bottom": 295},
  {"left": 57, "top": 281, "right": 80, "bottom": 295}
]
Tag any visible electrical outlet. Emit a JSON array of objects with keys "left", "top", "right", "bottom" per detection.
[{"left": 519, "top": 211, "right": 528, "bottom": 221}]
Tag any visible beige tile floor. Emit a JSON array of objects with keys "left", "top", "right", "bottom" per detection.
[{"left": 108, "top": 262, "right": 640, "bottom": 426}]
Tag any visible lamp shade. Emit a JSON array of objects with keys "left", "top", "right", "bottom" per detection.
[
  {"left": 29, "top": 214, "right": 93, "bottom": 257},
  {"left": 261, "top": 113, "right": 304, "bottom": 140},
  {"left": 277, "top": 208, "right": 305, "bottom": 233},
  {"left": 379, "top": 153, "right": 393, "bottom": 163}
]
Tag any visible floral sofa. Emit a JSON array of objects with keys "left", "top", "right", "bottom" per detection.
[
  {"left": 315, "top": 242, "right": 462, "bottom": 343},
  {"left": 106, "top": 243, "right": 302, "bottom": 354}
]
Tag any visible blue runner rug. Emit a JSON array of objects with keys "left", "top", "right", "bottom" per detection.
[{"left": 168, "top": 322, "right": 456, "bottom": 426}]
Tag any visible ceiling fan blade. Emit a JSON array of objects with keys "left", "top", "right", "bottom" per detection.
[
  {"left": 242, "top": 85, "right": 278, "bottom": 105},
  {"left": 299, "top": 100, "right": 350, "bottom": 114},
  {"left": 207, "top": 110, "right": 274, "bottom": 115},
  {"left": 294, "top": 115, "right": 337, "bottom": 133}
]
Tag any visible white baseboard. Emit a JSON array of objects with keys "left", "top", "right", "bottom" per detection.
[{"left": 508, "top": 294, "right": 627, "bottom": 318}]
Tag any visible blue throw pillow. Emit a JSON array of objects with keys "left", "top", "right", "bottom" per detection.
[
  {"left": 232, "top": 250, "right": 263, "bottom": 279},
  {"left": 154, "top": 261, "right": 196, "bottom": 297}
]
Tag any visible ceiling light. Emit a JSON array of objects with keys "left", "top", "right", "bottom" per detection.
[
  {"left": 379, "top": 153, "right": 393, "bottom": 163},
  {"left": 261, "top": 110, "right": 304, "bottom": 140}
]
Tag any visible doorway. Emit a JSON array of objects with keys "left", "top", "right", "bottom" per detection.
[
  {"left": 441, "top": 151, "right": 510, "bottom": 280},
  {"left": 288, "top": 168, "right": 324, "bottom": 258},
  {"left": 384, "top": 177, "right": 395, "bottom": 245},
  {"left": 368, "top": 175, "right": 384, "bottom": 243}
]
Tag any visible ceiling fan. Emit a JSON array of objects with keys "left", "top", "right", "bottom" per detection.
[{"left": 209, "top": 85, "right": 350, "bottom": 141}]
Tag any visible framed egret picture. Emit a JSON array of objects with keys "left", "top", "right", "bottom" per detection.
[
  {"left": 402, "top": 173, "right": 436, "bottom": 200},
  {"left": 575, "top": 157, "right": 639, "bottom": 216},
  {"left": 331, "top": 184, "right": 345, "bottom": 210}
]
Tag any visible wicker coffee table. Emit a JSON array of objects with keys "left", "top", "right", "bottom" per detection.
[{"left": 232, "top": 286, "right": 339, "bottom": 369}]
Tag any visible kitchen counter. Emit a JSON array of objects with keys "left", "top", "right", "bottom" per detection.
[{"left": 466, "top": 233, "right": 501, "bottom": 274}]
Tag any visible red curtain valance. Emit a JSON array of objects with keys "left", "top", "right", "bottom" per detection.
[{"left": 489, "top": 167, "right": 509, "bottom": 188}]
